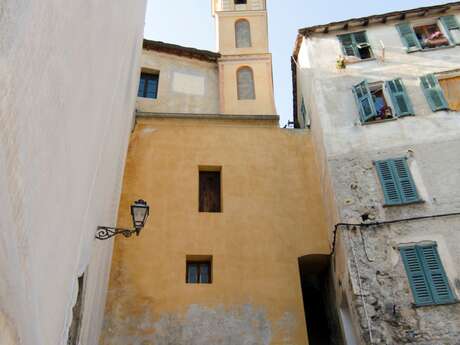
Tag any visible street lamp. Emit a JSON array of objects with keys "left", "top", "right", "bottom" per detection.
[{"left": 95, "top": 199, "right": 150, "bottom": 240}]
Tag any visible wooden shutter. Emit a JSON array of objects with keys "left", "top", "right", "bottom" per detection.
[
  {"left": 396, "top": 23, "right": 421, "bottom": 50},
  {"left": 199, "top": 171, "right": 221, "bottom": 212},
  {"left": 375, "top": 159, "right": 402, "bottom": 205},
  {"left": 385, "top": 79, "right": 414, "bottom": 117},
  {"left": 420, "top": 74, "right": 449, "bottom": 111},
  {"left": 338, "top": 34, "right": 357, "bottom": 57},
  {"left": 418, "top": 244, "right": 456, "bottom": 304},
  {"left": 375, "top": 158, "right": 419, "bottom": 205},
  {"left": 392, "top": 158, "right": 419, "bottom": 203},
  {"left": 352, "top": 80, "right": 377, "bottom": 123},
  {"left": 400, "top": 246, "right": 434, "bottom": 306},
  {"left": 440, "top": 15, "right": 460, "bottom": 44}
]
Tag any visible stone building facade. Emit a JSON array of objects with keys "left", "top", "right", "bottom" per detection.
[
  {"left": 293, "top": 2, "right": 460, "bottom": 344},
  {"left": 0, "top": 1, "right": 146, "bottom": 344},
  {"left": 100, "top": 1, "right": 332, "bottom": 344}
]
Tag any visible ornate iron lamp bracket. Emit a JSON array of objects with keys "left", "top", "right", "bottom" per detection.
[{"left": 95, "top": 226, "right": 140, "bottom": 240}]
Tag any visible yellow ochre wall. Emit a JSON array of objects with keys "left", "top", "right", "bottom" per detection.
[
  {"left": 219, "top": 56, "right": 276, "bottom": 115},
  {"left": 100, "top": 116, "right": 330, "bottom": 345},
  {"left": 216, "top": 11, "right": 269, "bottom": 55}
]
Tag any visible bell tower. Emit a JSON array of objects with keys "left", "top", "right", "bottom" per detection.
[{"left": 212, "top": 0, "right": 277, "bottom": 115}]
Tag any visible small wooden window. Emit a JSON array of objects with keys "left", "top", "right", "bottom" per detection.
[
  {"left": 186, "top": 259, "right": 212, "bottom": 284},
  {"left": 199, "top": 170, "right": 221, "bottom": 212},
  {"left": 138, "top": 72, "right": 159, "bottom": 99}
]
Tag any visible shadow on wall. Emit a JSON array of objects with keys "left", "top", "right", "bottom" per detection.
[{"left": 298, "top": 254, "right": 344, "bottom": 345}]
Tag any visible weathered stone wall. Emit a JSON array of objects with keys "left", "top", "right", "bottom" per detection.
[{"left": 297, "top": 8, "right": 460, "bottom": 344}]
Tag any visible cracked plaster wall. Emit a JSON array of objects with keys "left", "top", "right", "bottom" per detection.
[{"left": 297, "top": 10, "right": 460, "bottom": 344}]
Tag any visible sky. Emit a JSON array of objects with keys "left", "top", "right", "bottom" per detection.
[{"left": 144, "top": 0, "right": 448, "bottom": 126}]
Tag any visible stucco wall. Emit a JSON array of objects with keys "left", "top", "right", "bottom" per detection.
[
  {"left": 297, "top": 9, "right": 460, "bottom": 344},
  {"left": 100, "top": 116, "right": 330, "bottom": 345},
  {"left": 219, "top": 55, "right": 277, "bottom": 115},
  {"left": 0, "top": 1, "right": 146, "bottom": 344},
  {"left": 216, "top": 11, "right": 269, "bottom": 55},
  {"left": 136, "top": 51, "right": 220, "bottom": 115}
]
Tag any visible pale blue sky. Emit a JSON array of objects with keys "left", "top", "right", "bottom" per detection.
[{"left": 145, "top": 0, "right": 448, "bottom": 125}]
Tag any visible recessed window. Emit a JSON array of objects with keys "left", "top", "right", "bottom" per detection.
[
  {"left": 237, "top": 67, "right": 255, "bottom": 100},
  {"left": 437, "top": 75, "right": 460, "bottom": 111},
  {"left": 414, "top": 23, "right": 450, "bottom": 49},
  {"left": 352, "top": 79, "right": 413, "bottom": 123},
  {"left": 235, "top": 19, "right": 251, "bottom": 48},
  {"left": 138, "top": 72, "right": 159, "bottom": 99},
  {"left": 199, "top": 169, "right": 221, "bottom": 213},
  {"left": 338, "top": 31, "right": 373, "bottom": 60},
  {"left": 396, "top": 16, "right": 459, "bottom": 52},
  {"left": 186, "top": 256, "right": 212, "bottom": 284},
  {"left": 234, "top": 0, "right": 247, "bottom": 4}
]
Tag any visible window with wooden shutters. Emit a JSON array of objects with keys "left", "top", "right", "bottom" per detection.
[
  {"left": 385, "top": 78, "right": 414, "bottom": 117},
  {"left": 400, "top": 243, "right": 456, "bottom": 306},
  {"left": 352, "top": 80, "right": 377, "bottom": 123},
  {"left": 396, "top": 23, "right": 421, "bottom": 51},
  {"left": 338, "top": 31, "right": 372, "bottom": 59},
  {"left": 199, "top": 170, "right": 221, "bottom": 212},
  {"left": 440, "top": 15, "right": 460, "bottom": 45},
  {"left": 397, "top": 21, "right": 453, "bottom": 51},
  {"left": 235, "top": 19, "right": 251, "bottom": 48},
  {"left": 420, "top": 74, "right": 449, "bottom": 112},
  {"left": 375, "top": 158, "right": 420, "bottom": 206},
  {"left": 237, "top": 67, "right": 255, "bottom": 100}
]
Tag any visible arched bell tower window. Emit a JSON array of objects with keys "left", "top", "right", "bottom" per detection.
[
  {"left": 237, "top": 67, "right": 255, "bottom": 100},
  {"left": 235, "top": 19, "right": 251, "bottom": 48}
]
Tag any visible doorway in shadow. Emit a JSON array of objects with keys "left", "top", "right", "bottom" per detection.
[{"left": 298, "top": 254, "right": 343, "bottom": 345}]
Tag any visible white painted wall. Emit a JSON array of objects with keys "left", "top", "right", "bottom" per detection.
[{"left": 0, "top": 1, "right": 146, "bottom": 344}]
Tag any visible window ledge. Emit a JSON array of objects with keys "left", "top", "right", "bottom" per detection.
[
  {"left": 383, "top": 199, "right": 425, "bottom": 208},
  {"left": 345, "top": 57, "right": 376, "bottom": 65},
  {"left": 361, "top": 117, "right": 397, "bottom": 126},
  {"left": 407, "top": 44, "right": 456, "bottom": 54},
  {"left": 413, "top": 300, "right": 459, "bottom": 308}
]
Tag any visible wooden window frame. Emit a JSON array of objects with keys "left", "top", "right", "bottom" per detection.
[
  {"left": 186, "top": 259, "right": 212, "bottom": 284},
  {"left": 199, "top": 168, "right": 222, "bottom": 213},
  {"left": 138, "top": 72, "right": 159, "bottom": 99}
]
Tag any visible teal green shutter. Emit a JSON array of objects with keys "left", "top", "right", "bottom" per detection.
[
  {"left": 338, "top": 34, "right": 357, "bottom": 57},
  {"left": 391, "top": 158, "right": 420, "bottom": 203},
  {"left": 352, "top": 80, "right": 377, "bottom": 122},
  {"left": 418, "top": 244, "right": 456, "bottom": 304},
  {"left": 420, "top": 74, "right": 449, "bottom": 111},
  {"left": 396, "top": 23, "right": 421, "bottom": 50},
  {"left": 385, "top": 79, "right": 414, "bottom": 117},
  {"left": 375, "top": 158, "right": 419, "bottom": 205},
  {"left": 440, "top": 15, "right": 460, "bottom": 44},
  {"left": 375, "top": 159, "right": 402, "bottom": 205},
  {"left": 400, "top": 246, "right": 434, "bottom": 306}
]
